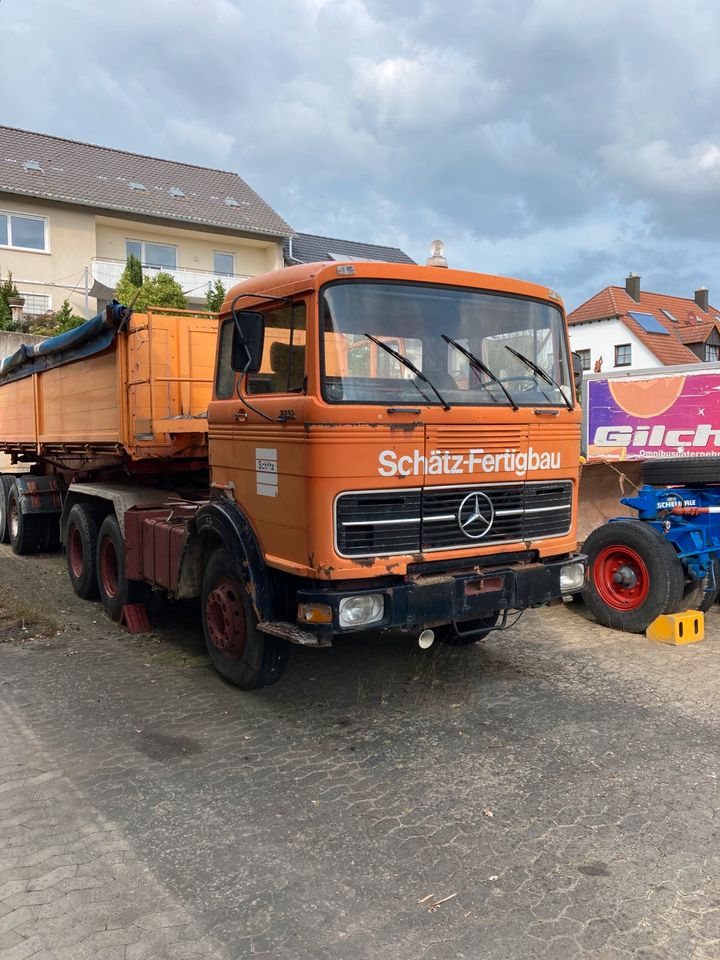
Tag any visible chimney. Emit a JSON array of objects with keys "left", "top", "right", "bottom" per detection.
[
  {"left": 625, "top": 273, "right": 641, "bottom": 303},
  {"left": 695, "top": 287, "right": 709, "bottom": 313}
]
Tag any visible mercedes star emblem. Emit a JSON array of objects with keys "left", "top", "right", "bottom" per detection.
[{"left": 457, "top": 491, "right": 494, "bottom": 539}]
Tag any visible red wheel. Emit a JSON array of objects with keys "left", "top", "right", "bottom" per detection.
[
  {"left": 582, "top": 521, "right": 684, "bottom": 632},
  {"left": 206, "top": 577, "right": 246, "bottom": 660},
  {"left": 65, "top": 502, "right": 105, "bottom": 600},
  {"left": 68, "top": 524, "right": 84, "bottom": 579},
  {"left": 96, "top": 514, "right": 149, "bottom": 621},
  {"left": 99, "top": 535, "right": 119, "bottom": 599},
  {"left": 593, "top": 545, "right": 650, "bottom": 611},
  {"left": 201, "top": 547, "right": 288, "bottom": 689}
]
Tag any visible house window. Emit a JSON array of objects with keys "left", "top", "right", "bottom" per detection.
[
  {"left": 576, "top": 349, "right": 591, "bottom": 371},
  {"left": 126, "top": 239, "right": 176, "bottom": 270},
  {"left": 19, "top": 292, "right": 51, "bottom": 317},
  {"left": 614, "top": 344, "right": 632, "bottom": 367},
  {"left": 705, "top": 344, "right": 720, "bottom": 362},
  {"left": 0, "top": 211, "right": 47, "bottom": 251},
  {"left": 214, "top": 251, "right": 234, "bottom": 276}
]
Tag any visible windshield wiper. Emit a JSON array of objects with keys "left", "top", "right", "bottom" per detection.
[
  {"left": 364, "top": 334, "right": 451, "bottom": 410},
  {"left": 442, "top": 335, "right": 519, "bottom": 411},
  {"left": 504, "top": 345, "right": 573, "bottom": 411}
]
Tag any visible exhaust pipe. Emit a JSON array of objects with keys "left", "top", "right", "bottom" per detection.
[{"left": 418, "top": 628, "right": 435, "bottom": 650}]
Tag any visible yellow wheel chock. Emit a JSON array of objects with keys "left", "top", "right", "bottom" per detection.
[{"left": 646, "top": 610, "right": 704, "bottom": 645}]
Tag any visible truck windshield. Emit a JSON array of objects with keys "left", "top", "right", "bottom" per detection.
[{"left": 321, "top": 281, "right": 572, "bottom": 407}]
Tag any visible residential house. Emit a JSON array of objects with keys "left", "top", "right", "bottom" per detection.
[
  {"left": 0, "top": 126, "right": 292, "bottom": 320},
  {"left": 568, "top": 274, "right": 720, "bottom": 372},
  {"left": 283, "top": 232, "right": 415, "bottom": 265}
]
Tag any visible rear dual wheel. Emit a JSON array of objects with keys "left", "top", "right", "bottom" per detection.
[
  {"left": 96, "top": 515, "right": 149, "bottom": 621},
  {"left": 0, "top": 476, "right": 13, "bottom": 544},
  {"left": 583, "top": 521, "right": 685, "bottom": 632}
]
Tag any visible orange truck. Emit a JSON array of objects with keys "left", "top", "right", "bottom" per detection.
[{"left": 0, "top": 261, "right": 586, "bottom": 688}]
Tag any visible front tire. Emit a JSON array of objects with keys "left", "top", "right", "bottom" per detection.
[
  {"left": 583, "top": 520, "right": 684, "bottom": 632},
  {"left": 201, "top": 547, "right": 288, "bottom": 689}
]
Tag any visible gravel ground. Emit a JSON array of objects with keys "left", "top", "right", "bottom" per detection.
[{"left": 1, "top": 544, "right": 720, "bottom": 959}]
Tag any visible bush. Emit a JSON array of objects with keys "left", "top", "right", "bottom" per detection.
[
  {"left": 25, "top": 299, "right": 85, "bottom": 336},
  {"left": 115, "top": 266, "right": 187, "bottom": 312}
]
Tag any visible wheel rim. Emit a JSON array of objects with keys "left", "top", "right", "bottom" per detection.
[
  {"left": 68, "top": 525, "right": 84, "bottom": 579},
  {"left": 99, "top": 537, "right": 119, "bottom": 599},
  {"left": 8, "top": 499, "right": 18, "bottom": 540},
  {"left": 594, "top": 544, "right": 650, "bottom": 611},
  {"left": 206, "top": 577, "right": 246, "bottom": 659}
]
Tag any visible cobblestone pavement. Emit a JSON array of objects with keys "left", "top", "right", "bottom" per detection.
[{"left": 2, "top": 545, "right": 720, "bottom": 959}]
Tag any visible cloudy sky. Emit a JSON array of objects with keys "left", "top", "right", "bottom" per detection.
[{"left": 2, "top": 0, "right": 719, "bottom": 310}]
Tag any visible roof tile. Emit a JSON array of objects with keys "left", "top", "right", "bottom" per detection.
[{"left": 0, "top": 125, "right": 292, "bottom": 238}]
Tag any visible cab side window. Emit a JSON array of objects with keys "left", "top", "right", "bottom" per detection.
[
  {"left": 247, "top": 302, "right": 307, "bottom": 395},
  {"left": 215, "top": 318, "right": 236, "bottom": 399}
]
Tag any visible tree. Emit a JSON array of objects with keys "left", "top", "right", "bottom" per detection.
[
  {"left": 126, "top": 253, "right": 143, "bottom": 287},
  {"left": 0, "top": 273, "right": 21, "bottom": 331},
  {"left": 206, "top": 279, "right": 226, "bottom": 313}
]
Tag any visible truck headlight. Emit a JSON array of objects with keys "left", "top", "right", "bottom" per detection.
[
  {"left": 560, "top": 561, "right": 586, "bottom": 593},
  {"left": 338, "top": 594, "right": 385, "bottom": 628}
]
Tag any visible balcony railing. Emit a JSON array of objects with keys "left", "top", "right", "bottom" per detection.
[{"left": 91, "top": 258, "right": 249, "bottom": 301}]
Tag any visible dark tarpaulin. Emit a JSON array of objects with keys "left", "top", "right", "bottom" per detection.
[{"left": 0, "top": 301, "right": 129, "bottom": 386}]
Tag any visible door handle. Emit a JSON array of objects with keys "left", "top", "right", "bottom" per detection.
[{"left": 233, "top": 410, "right": 248, "bottom": 421}]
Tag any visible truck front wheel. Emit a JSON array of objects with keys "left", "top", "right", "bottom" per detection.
[
  {"left": 66, "top": 503, "right": 106, "bottom": 599},
  {"left": 96, "top": 514, "right": 149, "bottom": 621},
  {"left": 582, "top": 520, "right": 685, "bottom": 632},
  {"left": 201, "top": 547, "right": 288, "bottom": 690}
]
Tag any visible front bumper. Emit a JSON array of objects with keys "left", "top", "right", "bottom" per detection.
[{"left": 296, "top": 554, "right": 587, "bottom": 635}]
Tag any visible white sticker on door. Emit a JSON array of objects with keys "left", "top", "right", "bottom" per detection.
[{"left": 256, "top": 447, "right": 278, "bottom": 497}]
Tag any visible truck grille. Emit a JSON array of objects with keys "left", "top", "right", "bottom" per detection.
[{"left": 335, "top": 481, "right": 573, "bottom": 558}]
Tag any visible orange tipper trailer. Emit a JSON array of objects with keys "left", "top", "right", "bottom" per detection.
[{"left": 0, "top": 262, "right": 587, "bottom": 689}]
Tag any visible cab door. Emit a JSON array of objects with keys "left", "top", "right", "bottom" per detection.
[{"left": 208, "top": 301, "right": 309, "bottom": 566}]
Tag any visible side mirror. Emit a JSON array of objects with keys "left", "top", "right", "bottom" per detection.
[
  {"left": 571, "top": 352, "right": 583, "bottom": 396},
  {"left": 231, "top": 310, "right": 264, "bottom": 373}
]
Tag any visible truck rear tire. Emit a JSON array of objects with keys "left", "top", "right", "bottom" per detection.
[
  {"left": 0, "top": 476, "right": 14, "bottom": 544},
  {"left": 582, "top": 520, "right": 685, "bottom": 632},
  {"left": 680, "top": 559, "right": 720, "bottom": 613},
  {"left": 96, "top": 514, "right": 149, "bottom": 621},
  {"left": 66, "top": 503, "right": 106, "bottom": 599},
  {"left": 201, "top": 547, "right": 288, "bottom": 689},
  {"left": 7, "top": 482, "right": 45, "bottom": 555},
  {"left": 641, "top": 457, "right": 720, "bottom": 486}
]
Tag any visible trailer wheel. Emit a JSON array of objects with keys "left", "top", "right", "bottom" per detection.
[
  {"left": 641, "top": 456, "right": 720, "bottom": 486},
  {"left": 583, "top": 521, "right": 684, "bottom": 632},
  {"left": 437, "top": 613, "right": 499, "bottom": 645},
  {"left": 7, "top": 482, "right": 44, "bottom": 555},
  {"left": 96, "top": 515, "right": 148, "bottom": 621},
  {"left": 66, "top": 503, "right": 106, "bottom": 599},
  {"left": 0, "top": 475, "right": 14, "bottom": 544},
  {"left": 201, "top": 547, "right": 288, "bottom": 690}
]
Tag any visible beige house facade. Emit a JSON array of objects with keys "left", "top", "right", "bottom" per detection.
[{"left": 0, "top": 127, "right": 292, "bottom": 319}]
